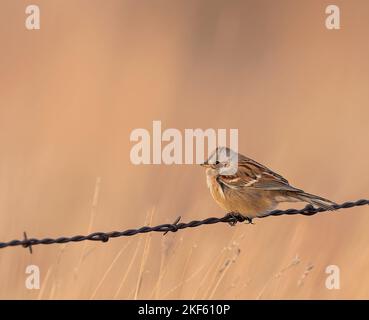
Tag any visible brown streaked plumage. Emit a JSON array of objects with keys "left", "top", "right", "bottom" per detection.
[{"left": 201, "top": 147, "right": 336, "bottom": 222}]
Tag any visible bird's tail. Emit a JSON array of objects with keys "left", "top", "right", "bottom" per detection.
[{"left": 294, "top": 191, "right": 337, "bottom": 210}]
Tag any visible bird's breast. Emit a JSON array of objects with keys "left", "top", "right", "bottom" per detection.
[
  {"left": 206, "top": 174, "right": 228, "bottom": 209},
  {"left": 206, "top": 173, "right": 278, "bottom": 217}
]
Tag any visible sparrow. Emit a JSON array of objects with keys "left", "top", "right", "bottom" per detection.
[{"left": 201, "top": 147, "right": 336, "bottom": 223}]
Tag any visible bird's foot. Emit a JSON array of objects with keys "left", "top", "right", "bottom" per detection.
[
  {"left": 244, "top": 217, "right": 255, "bottom": 225},
  {"left": 225, "top": 212, "right": 249, "bottom": 226}
]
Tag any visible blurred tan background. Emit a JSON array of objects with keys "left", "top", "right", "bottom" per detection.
[{"left": 0, "top": 0, "right": 368, "bottom": 299}]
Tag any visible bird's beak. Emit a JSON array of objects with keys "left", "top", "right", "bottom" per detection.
[{"left": 200, "top": 162, "right": 210, "bottom": 168}]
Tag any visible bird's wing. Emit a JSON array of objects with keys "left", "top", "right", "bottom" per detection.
[{"left": 218, "top": 157, "right": 302, "bottom": 192}]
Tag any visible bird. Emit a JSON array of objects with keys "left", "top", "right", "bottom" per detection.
[{"left": 200, "top": 147, "right": 337, "bottom": 224}]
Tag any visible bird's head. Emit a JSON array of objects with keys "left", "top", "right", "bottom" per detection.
[{"left": 200, "top": 147, "right": 239, "bottom": 175}]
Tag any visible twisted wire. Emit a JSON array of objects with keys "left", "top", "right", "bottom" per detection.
[{"left": 0, "top": 199, "right": 367, "bottom": 252}]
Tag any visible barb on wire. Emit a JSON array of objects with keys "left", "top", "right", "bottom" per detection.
[{"left": 0, "top": 199, "right": 368, "bottom": 252}]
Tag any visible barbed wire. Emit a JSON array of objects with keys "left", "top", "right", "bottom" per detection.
[{"left": 0, "top": 199, "right": 368, "bottom": 253}]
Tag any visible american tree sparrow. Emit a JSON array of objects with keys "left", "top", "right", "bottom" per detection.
[{"left": 201, "top": 147, "right": 336, "bottom": 223}]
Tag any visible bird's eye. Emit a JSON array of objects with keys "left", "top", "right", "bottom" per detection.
[{"left": 215, "top": 160, "right": 220, "bottom": 165}]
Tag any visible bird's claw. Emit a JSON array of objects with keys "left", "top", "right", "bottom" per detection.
[
  {"left": 226, "top": 212, "right": 254, "bottom": 226},
  {"left": 244, "top": 217, "right": 254, "bottom": 225}
]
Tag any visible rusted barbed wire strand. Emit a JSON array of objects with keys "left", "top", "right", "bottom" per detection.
[{"left": 0, "top": 199, "right": 368, "bottom": 252}]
